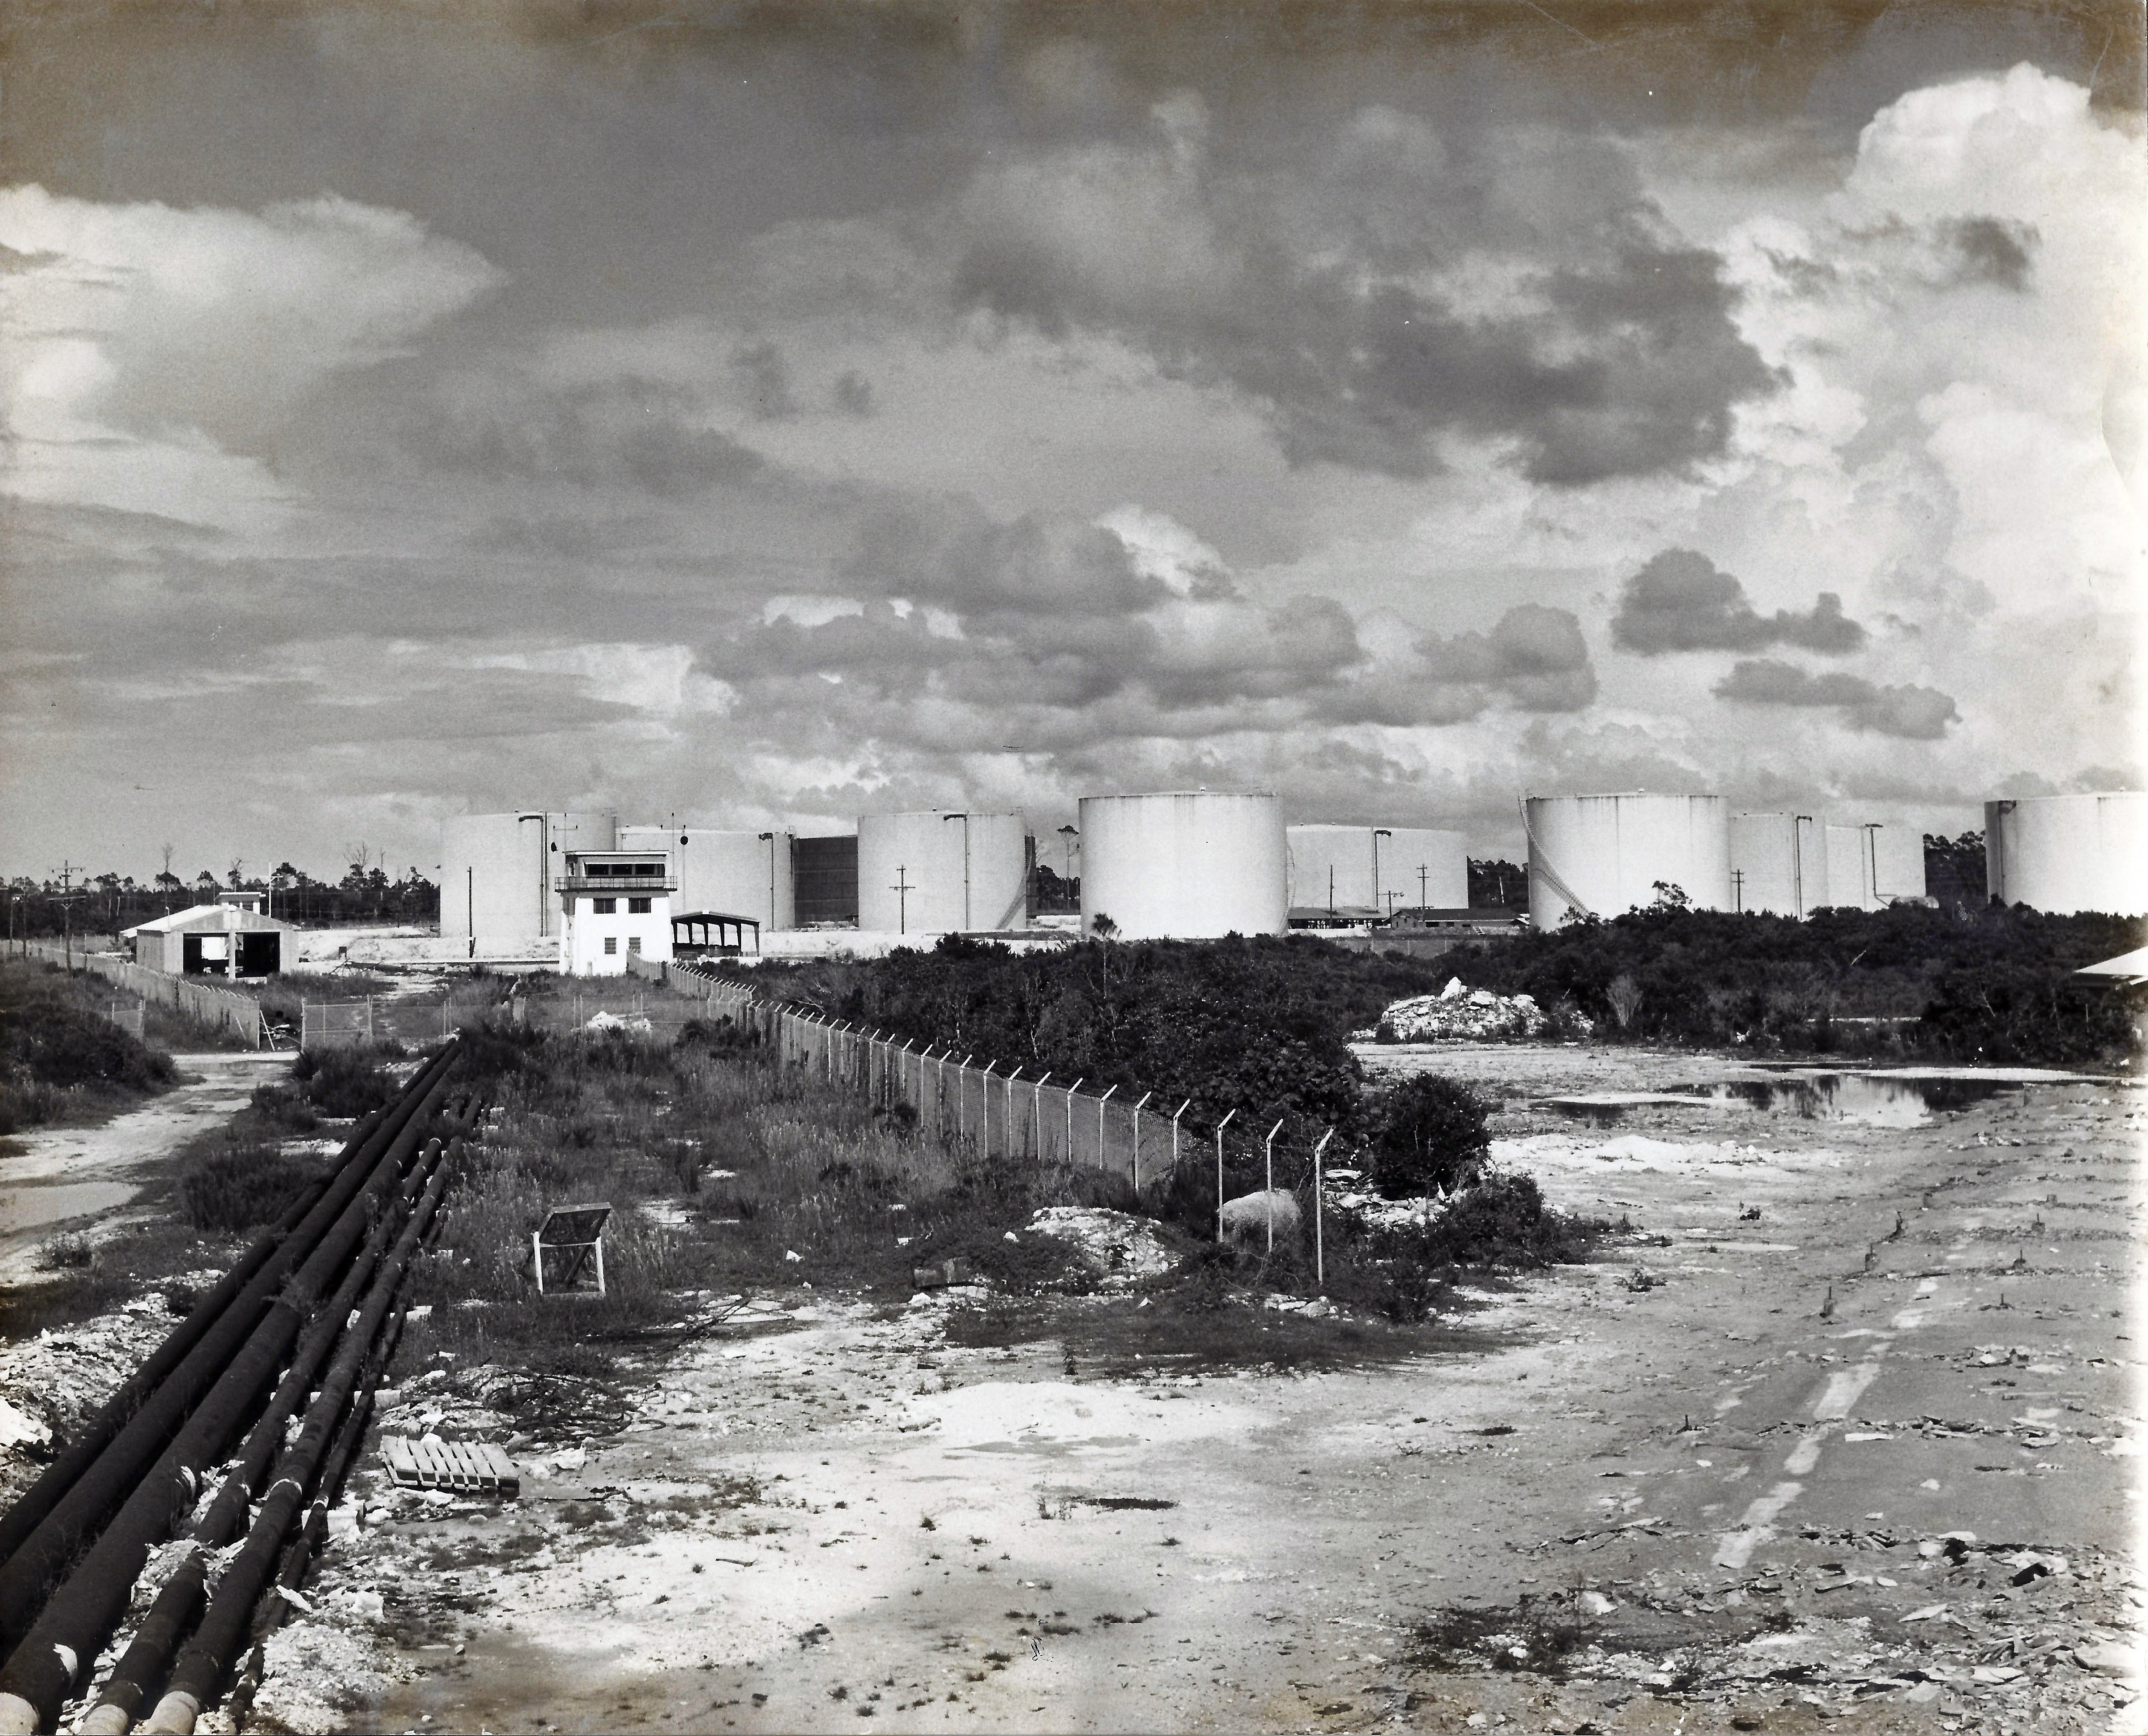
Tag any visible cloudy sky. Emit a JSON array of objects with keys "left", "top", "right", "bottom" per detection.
[{"left": 2, "top": 2, "right": 2141, "bottom": 882}]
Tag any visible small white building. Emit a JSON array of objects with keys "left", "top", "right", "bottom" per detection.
[
  {"left": 557, "top": 850, "right": 675, "bottom": 976},
  {"left": 123, "top": 896, "right": 295, "bottom": 978}
]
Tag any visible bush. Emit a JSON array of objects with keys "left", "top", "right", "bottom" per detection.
[
  {"left": 0, "top": 963, "right": 176, "bottom": 1132},
  {"left": 1422, "top": 1170, "right": 1586, "bottom": 1269},
  {"left": 292, "top": 1045, "right": 399, "bottom": 1117},
  {"left": 183, "top": 1137, "right": 317, "bottom": 1231},
  {"left": 1367, "top": 1076, "right": 1489, "bottom": 1199}
]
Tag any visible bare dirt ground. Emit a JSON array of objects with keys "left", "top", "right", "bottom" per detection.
[
  {"left": 0, "top": 1054, "right": 294, "bottom": 1285},
  {"left": 30, "top": 1044, "right": 2147, "bottom": 1736}
]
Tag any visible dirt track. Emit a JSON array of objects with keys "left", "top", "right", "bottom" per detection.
[
  {"left": 0, "top": 1054, "right": 294, "bottom": 1286},
  {"left": 261, "top": 1046, "right": 2140, "bottom": 1736}
]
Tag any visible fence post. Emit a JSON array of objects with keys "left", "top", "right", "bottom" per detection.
[
  {"left": 1096, "top": 1084, "right": 1118, "bottom": 1170},
  {"left": 1213, "top": 1109, "right": 1239, "bottom": 1242},
  {"left": 1064, "top": 1080, "right": 1083, "bottom": 1165},
  {"left": 1312, "top": 1129, "right": 1336, "bottom": 1290},
  {"left": 1263, "top": 1118, "right": 1285, "bottom": 1255},
  {"left": 1031, "top": 1074, "right": 1050, "bottom": 1161},
  {"left": 1003, "top": 1068, "right": 1023, "bottom": 1164},
  {"left": 1130, "top": 1092, "right": 1152, "bottom": 1190},
  {"left": 979, "top": 1061, "right": 994, "bottom": 1160},
  {"left": 1170, "top": 1100, "right": 1190, "bottom": 1185}
]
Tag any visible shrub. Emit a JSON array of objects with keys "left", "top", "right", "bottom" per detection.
[
  {"left": 1422, "top": 1170, "right": 1587, "bottom": 1269},
  {"left": 249, "top": 1081, "right": 320, "bottom": 1134},
  {"left": 292, "top": 1045, "right": 399, "bottom": 1117},
  {"left": 183, "top": 1137, "right": 317, "bottom": 1231},
  {"left": 1367, "top": 1076, "right": 1489, "bottom": 1200}
]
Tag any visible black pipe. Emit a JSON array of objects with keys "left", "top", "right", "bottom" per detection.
[
  {"left": 0, "top": 1103, "right": 378, "bottom": 1568},
  {"left": 76, "top": 1141, "right": 447, "bottom": 1735},
  {"left": 0, "top": 1060, "right": 448, "bottom": 1650},
  {"left": 222, "top": 1379, "right": 380, "bottom": 1734},
  {"left": 0, "top": 1047, "right": 459, "bottom": 1728},
  {"left": 141, "top": 1153, "right": 456, "bottom": 1735}
]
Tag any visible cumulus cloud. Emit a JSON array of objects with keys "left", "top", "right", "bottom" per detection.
[
  {"left": 1713, "top": 659, "right": 1960, "bottom": 739},
  {"left": 0, "top": 185, "right": 501, "bottom": 528},
  {"left": 1611, "top": 549, "right": 1867, "bottom": 656},
  {"left": 1413, "top": 605, "right": 1597, "bottom": 713},
  {"left": 950, "top": 99, "right": 1779, "bottom": 484},
  {"left": 409, "top": 374, "right": 763, "bottom": 496}
]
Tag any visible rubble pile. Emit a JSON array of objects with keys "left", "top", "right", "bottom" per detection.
[
  {"left": 1022, "top": 1207, "right": 1182, "bottom": 1287},
  {"left": 1371, "top": 978, "right": 1560, "bottom": 1042}
]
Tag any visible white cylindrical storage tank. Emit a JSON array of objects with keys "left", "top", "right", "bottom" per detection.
[
  {"left": 1080, "top": 792, "right": 1286, "bottom": 940},
  {"left": 618, "top": 825, "right": 796, "bottom": 931},
  {"left": 1985, "top": 792, "right": 2148, "bottom": 914},
  {"left": 1286, "top": 826, "right": 1469, "bottom": 915},
  {"left": 1824, "top": 824, "right": 1882, "bottom": 911},
  {"left": 1524, "top": 794, "right": 1731, "bottom": 927},
  {"left": 441, "top": 811, "right": 616, "bottom": 953},
  {"left": 1871, "top": 826, "right": 1926, "bottom": 905},
  {"left": 1729, "top": 813, "right": 1828, "bottom": 917},
  {"left": 857, "top": 811, "right": 1028, "bottom": 934}
]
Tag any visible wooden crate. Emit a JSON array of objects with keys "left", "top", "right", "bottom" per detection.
[{"left": 381, "top": 1434, "right": 520, "bottom": 1495}]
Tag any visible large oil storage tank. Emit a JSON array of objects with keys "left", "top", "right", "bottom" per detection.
[
  {"left": 1985, "top": 792, "right": 2148, "bottom": 914},
  {"left": 1286, "top": 826, "right": 1469, "bottom": 916},
  {"left": 1822, "top": 824, "right": 1927, "bottom": 911},
  {"left": 440, "top": 811, "right": 617, "bottom": 954},
  {"left": 1729, "top": 813, "right": 1828, "bottom": 917},
  {"left": 617, "top": 826, "right": 796, "bottom": 931},
  {"left": 857, "top": 811, "right": 1029, "bottom": 934},
  {"left": 1524, "top": 794, "right": 1730, "bottom": 926},
  {"left": 1080, "top": 792, "right": 1286, "bottom": 940}
]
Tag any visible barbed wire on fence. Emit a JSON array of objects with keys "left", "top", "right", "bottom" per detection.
[{"left": 655, "top": 960, "right": 1347, "bottom": 1233}]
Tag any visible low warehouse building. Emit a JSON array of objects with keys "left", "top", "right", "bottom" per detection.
[{"left": 124, "top": 896, "right": 294, "bottom": 978}]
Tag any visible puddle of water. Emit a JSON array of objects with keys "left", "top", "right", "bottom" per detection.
[
  {"left": 0, "top": 1179, "right": 138, "bottom": 1235},
  {"left": 1674, "top": 1075, "right": 2026, "bottom": 1126},
  {"left": 1542, "top": 1073, "right": 2034, "bottom": 1128}
]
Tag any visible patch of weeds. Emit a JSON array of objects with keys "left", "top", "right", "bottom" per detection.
[
  {"left": 181, "top": 1135, "right": 318, "bottom": 1231},
  {"left": 1410, "top": 1596, "right": 1593, "bottom": 1677},
  {"left": 35, "top": 1231, "right": 93, "bottom": 1270},
  {"left": 292, "top": 1044, "right": 403, "bottom": 1117}
]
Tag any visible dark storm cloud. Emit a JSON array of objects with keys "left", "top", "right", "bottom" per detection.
[
  {"left": 406, "top": 374, "right": 763, "bottom": 496},
  {"left": 1416, "top": 606, "right": 1598, "bottom": 712},
  {"left": 731, "top": 340, "right": 800, "bottom": 420},
  {"left": 1611, "top": 549, "right": 1868, "bottom": 656},
  {"left": 950, "top": 107, "right": 1780, "bottom": 485},
  {"left": 1714, "top": 659, "right": 1960, "bottom": 739},
  {"left": 843, "top": 505, "right": 1167, "bottom": 617},
  {"left": 1940, "top": 217, "right": 2036, "bottom": 291}
]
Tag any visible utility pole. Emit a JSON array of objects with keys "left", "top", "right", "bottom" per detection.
[
  {"left": 1418, "top": 863, "right": 1428, "bottom": 911},
  {"left": 51, "top": 860, "right": 86, "bottom": 972},
  {"left": 1731, "top": 868, "right": 1746, "bottom": 913},
  {"left": 891, "top": 865, "right": 912, "bottom": 934}
]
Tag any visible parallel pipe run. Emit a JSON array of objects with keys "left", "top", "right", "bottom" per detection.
[
  {"left": 0, "top": 1044, "right": 460, "bottom": 1733},
  {"left": 78, "top": 1139, "right": 449, "bottom": 1736},
  {"left": 0, "top": 1061, "right": 446, "bottom": 1650},
  {"left": 0, "top": 1105, "right": 382, "bottom": 1568},
  {"left": 142, "top": 1144, "right": 457, "bottom": 1735}
]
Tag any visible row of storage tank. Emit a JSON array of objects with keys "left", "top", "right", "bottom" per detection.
[{"left": 441, "top": 788, "right": 2146, "bottom": 954}]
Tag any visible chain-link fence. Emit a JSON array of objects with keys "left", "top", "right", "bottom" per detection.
[
  {"left": 659, "top": 961, "right": 1348, "bottom": 1235},
  {"left": 21, "top": 940, "right": 264, "bottom": 1047}
]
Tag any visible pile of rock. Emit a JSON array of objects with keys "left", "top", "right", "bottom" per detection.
[
  {"left": 1023, "top": 1206, "right": 1181, "bottom": 1287},
  {"left": 1373, "top": 977, "right": 1554, "bottom": 1042}
]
